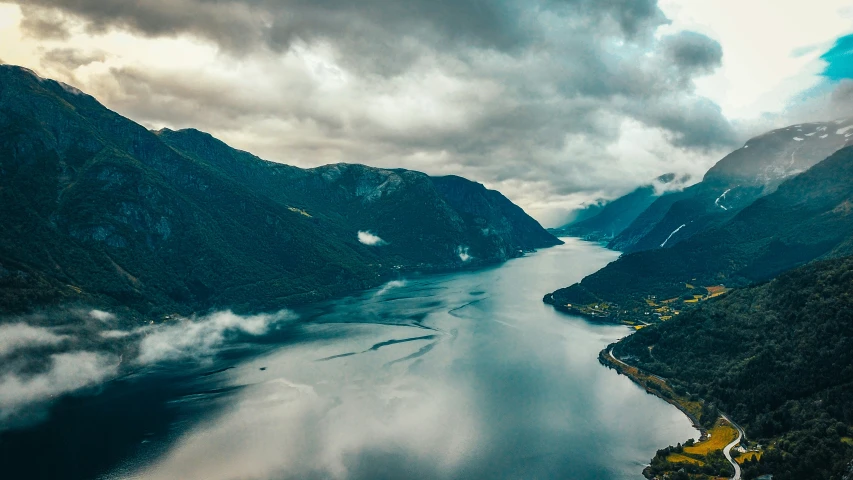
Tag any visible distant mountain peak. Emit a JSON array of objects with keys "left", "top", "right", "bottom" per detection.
[{"left": 707, "top": 119, "right": 853, "bottom": 187}]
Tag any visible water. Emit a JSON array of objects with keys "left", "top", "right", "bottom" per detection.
[{"left": 1, "top": 239, "right": 697, "bottom": 479}]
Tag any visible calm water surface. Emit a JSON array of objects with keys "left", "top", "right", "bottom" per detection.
[{"left": 5, "top": 239, "right": 697, "bottom": 479}]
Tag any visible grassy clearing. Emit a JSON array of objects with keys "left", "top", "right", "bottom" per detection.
[
  {"left": 736, "top": 451, "right": 761, "bottom": 464},
  {"left": 666, "top": 453, "right": 705, "bottom": 466},
  {"left": 684, "top": 420, "right": 739, "bottom": 456},
  {"left": 603, "top": 351, "right": 739, "bottom": 480},
  {"left": 681, "top": 399, "right": 704, "bottom": 421},
  {"left": 705, "top": 285, "right": 730, "bottom": 299}
]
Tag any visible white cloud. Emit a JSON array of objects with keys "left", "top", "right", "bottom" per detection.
[
  {"left": 136, "top": 310, "right": 295, "bottom": 364},
  {"left": 659, "top": 0, "right": 853, "bottom": 120},
  {"left": 374, "top": 280, "right": 407, "bottom": 297},
  {"left": 0, "top": 351, "right": 118, "bottom": 422},
  {"left": 0, "top": 1, "right": 735, "bottom": 222},
  {"left": 0, "top": 323, "right": 66, "bottom": 357},
  {"left": 357, "top": 230, "right": 386, "bottom": 246},
  {"left": 0, "top": 1, "right": 850, "bottom": 223},
  {"left": 100, "top": 329, "right": 133, "bottom": 339},
  {"left": 88, "top": 309, "right": 116, "bottom": 321}
]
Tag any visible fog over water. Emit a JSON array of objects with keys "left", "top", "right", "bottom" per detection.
[{"left": 1, "top": 239, "right": 697, "bottom": 480}]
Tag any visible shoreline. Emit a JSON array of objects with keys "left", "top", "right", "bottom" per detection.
[
  {"left": 598, "top": 347, "right": 706, "bottom": 438},
  {"left": 599, "top": 346, "right": 743, "bottom": 480}
]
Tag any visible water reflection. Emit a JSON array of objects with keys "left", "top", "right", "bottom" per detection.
[{"left": 102, "top": 239, "right": 695, "bottom": 480}]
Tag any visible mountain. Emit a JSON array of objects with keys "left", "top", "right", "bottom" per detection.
[
  {"left": 555, "top": 202, "right": 607, "bottom": 230},
  {"left": 551, "top": 173, "right": 687, "bottom": 242},
  {"left": 613, "top": 256, "right": 853, "bottom": 480},
  {"left": 609, "top": 121, "right": 853, "bottom": 253},
  {"left": 545, "top": 144, "right": 853, "bottom": 323},
  {"left": 0, "top": 65, "right": 560, "bottom": 319},
  {"left": 157, "top": 128, "right": 560, "bottom": 266}
]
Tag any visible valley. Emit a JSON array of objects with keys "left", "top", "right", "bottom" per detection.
[
  {"left": 0, "top": 241, "right": 702, "bottom": 480},
  {"left": 0, "top": 57, "right": 853, "bottom": 480},
  {"left": 2, "top": 21, "right": 853, "bottom": 479}
]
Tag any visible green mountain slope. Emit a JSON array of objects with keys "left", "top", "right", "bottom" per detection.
[
  {"left": 0, "top": 65, "right": 559, "bottom": 318},
  {"left": 613, "top": 256, "right": 853, "bottom": 480},
  {"left": 157, "top": 128, "right": 561, "bottom": 264},
  {"left": 546, "top": 145, "right": 853, "bottom": 322},
  {"left": 551, "top": 173, "right": 686, "bottom": 242},
  {"left": 609, "top": 121, "right": 853, "bottom": 254}
]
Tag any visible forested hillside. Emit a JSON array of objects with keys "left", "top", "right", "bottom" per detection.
[
  {"left": 613, "top": 256, "right": 853, "bottom": 480},
  {"left": 551, "top": 174, "right": 684, "bottom": 243},
  {"left": 609, "top": 121, "right": 852, "bottom": 253},
  {"left": 546, "top": 145, "right": 853, "bottom": 324},
  {"left": 0, "top": 65, "right": 559, "bottom": 319}
]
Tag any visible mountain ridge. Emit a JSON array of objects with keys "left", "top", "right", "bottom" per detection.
[
  {"left": 0, "top": 64, "right": 560, "bottom": 320},
  {"left": 546, "top": 143, "right": 853, "bottom": 323},
  {"left": 608, "top": 120, "right": 853, "bottom": 253},
  {"left": 551, "top": 173, "right": 688, "bottom": 243}
]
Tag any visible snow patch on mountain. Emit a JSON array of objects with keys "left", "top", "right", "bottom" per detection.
[
  {"left": 661, "top": 224, "right": 687, "bottom": 248},
  {"left": 715, "top": 188, "right": 732, "bottom": 211}
]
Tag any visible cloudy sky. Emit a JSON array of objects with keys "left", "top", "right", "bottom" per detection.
[{"left": 1, "top": 1, "right": 852, "bottom": 225}]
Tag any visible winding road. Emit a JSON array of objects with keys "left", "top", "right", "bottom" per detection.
[
  {"left": 721, "top": 413, "right": 745, "bottom": 480},
  {"left": 606, "top": 348, "right": 744, "bottom": 480}
]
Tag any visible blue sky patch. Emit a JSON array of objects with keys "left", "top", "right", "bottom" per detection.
[{"left": 821, "top": 34, "right": 853, "bottom": 80}]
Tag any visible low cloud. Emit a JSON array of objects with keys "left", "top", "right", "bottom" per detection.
[
  {"left": 357, "top": 231, "right": 386, "bottom": 246},
  {"left": 374, "top": 280, "right": 406, "bottom": 297},
  {"left": 0, "top": 307, "right": 296, "bottom": 430},
  {"left": 136, "top": 310, "right": 294, "bottom": 364},
  {"left": 650, "top": 173, "right": 693, "bottom": 196},
  {"left": 89, "top": 309, "right": 115, "bottom": 322},
  {"left": 0, "top": 351, "right": 118, "bottom": 425},
  {"left": 0, "top": 323, "right": 66, "bottom": 357}
]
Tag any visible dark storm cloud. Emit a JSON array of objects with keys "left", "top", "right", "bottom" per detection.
[
  {"left": 662, "top": 31, "right": 723, "bottom": 74},
  {"left": 17, "top": 0, "right": 738, "bottom": 221},
  {"left": 19, "top": 5, "right": 71, "bottom": 40},
  {"left": 41, "top": 48, "right": 105, "bottom": 70},
  {"left": 19, "top": 0, "right": 665, "bottom": 52},
  {"left": 635, "top": 97, "right": 738, "bottom": 148}
]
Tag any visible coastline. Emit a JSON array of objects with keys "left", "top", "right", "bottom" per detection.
[
  {"left": 599, "top": 345, "right": 744, "bottom": 480},
  {"left": 598, "top": 347, "right": 706, "bottom": 438}
]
